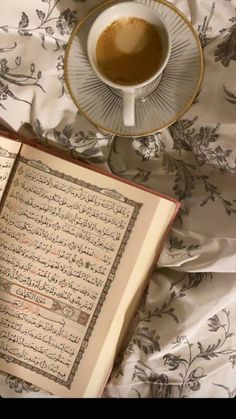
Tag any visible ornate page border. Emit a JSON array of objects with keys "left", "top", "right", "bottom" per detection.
[{"left": 0, "top": 156, "right": 143, "bottom": 388}]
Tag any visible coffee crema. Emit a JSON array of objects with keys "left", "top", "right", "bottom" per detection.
[{"left": 96, "top": 17, "right": 163, "bottom": 85}]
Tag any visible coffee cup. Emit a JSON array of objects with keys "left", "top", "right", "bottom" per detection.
[{"left": 87, "top": 2, "right": 171, "bottom": 126}]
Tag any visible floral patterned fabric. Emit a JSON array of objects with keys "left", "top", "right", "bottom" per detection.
[{"left": 0, "top": 0, "right": 236, "bottom": 398}]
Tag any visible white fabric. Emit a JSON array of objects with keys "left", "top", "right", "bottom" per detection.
[{"left": 0, "top": 0, "right": 236, "bottom": 398}]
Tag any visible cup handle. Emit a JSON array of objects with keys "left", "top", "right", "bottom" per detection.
[{"left": 123, "top": 90, "right": 135, "bottom": 126}]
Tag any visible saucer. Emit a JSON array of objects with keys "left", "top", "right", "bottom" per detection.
[{"left": 65, "top": 0, "right": 204, "bottom": 137}]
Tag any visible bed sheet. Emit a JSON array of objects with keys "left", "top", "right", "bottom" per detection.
[{"left": 0, "top": 0, "right": 236, "bottom": 398}]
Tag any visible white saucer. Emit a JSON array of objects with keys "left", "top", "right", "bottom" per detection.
[{"left": 65, "top": 0, "right": 204, "bottom": 137}]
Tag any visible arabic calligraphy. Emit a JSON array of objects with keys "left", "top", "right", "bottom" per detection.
[
  {"left": 0, "top": 154, "right": 15, "bottom": 200},
  {"left": 0, "top": 298, "right": 80, "bottom": 380},
  {"left": 0, "top": 157, "right": 141, "bottom": 387}
]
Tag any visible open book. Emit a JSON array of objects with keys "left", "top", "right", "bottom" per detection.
[{"left": 0, "top": 133, "right": 180, "bottom": 398}]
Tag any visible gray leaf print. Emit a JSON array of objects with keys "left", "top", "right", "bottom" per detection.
[{"left": 215, "top": 23, "right": 236, "bottom": 66}]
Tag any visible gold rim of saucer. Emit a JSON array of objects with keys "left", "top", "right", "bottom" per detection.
[{"left": 65, "top": 0, "right": 204, "bottom": 137}]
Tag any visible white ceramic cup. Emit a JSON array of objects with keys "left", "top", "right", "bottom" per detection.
[{"left": 87, "top": 2, "right": 171, "bottom": 126}]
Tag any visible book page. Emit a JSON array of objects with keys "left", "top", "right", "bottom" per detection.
[
  {"left": 0, "top": 144, "right": 177, "bottom": 397},
  {"left": 0, "top": 136, "right": 21, "bottom": 201}
]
